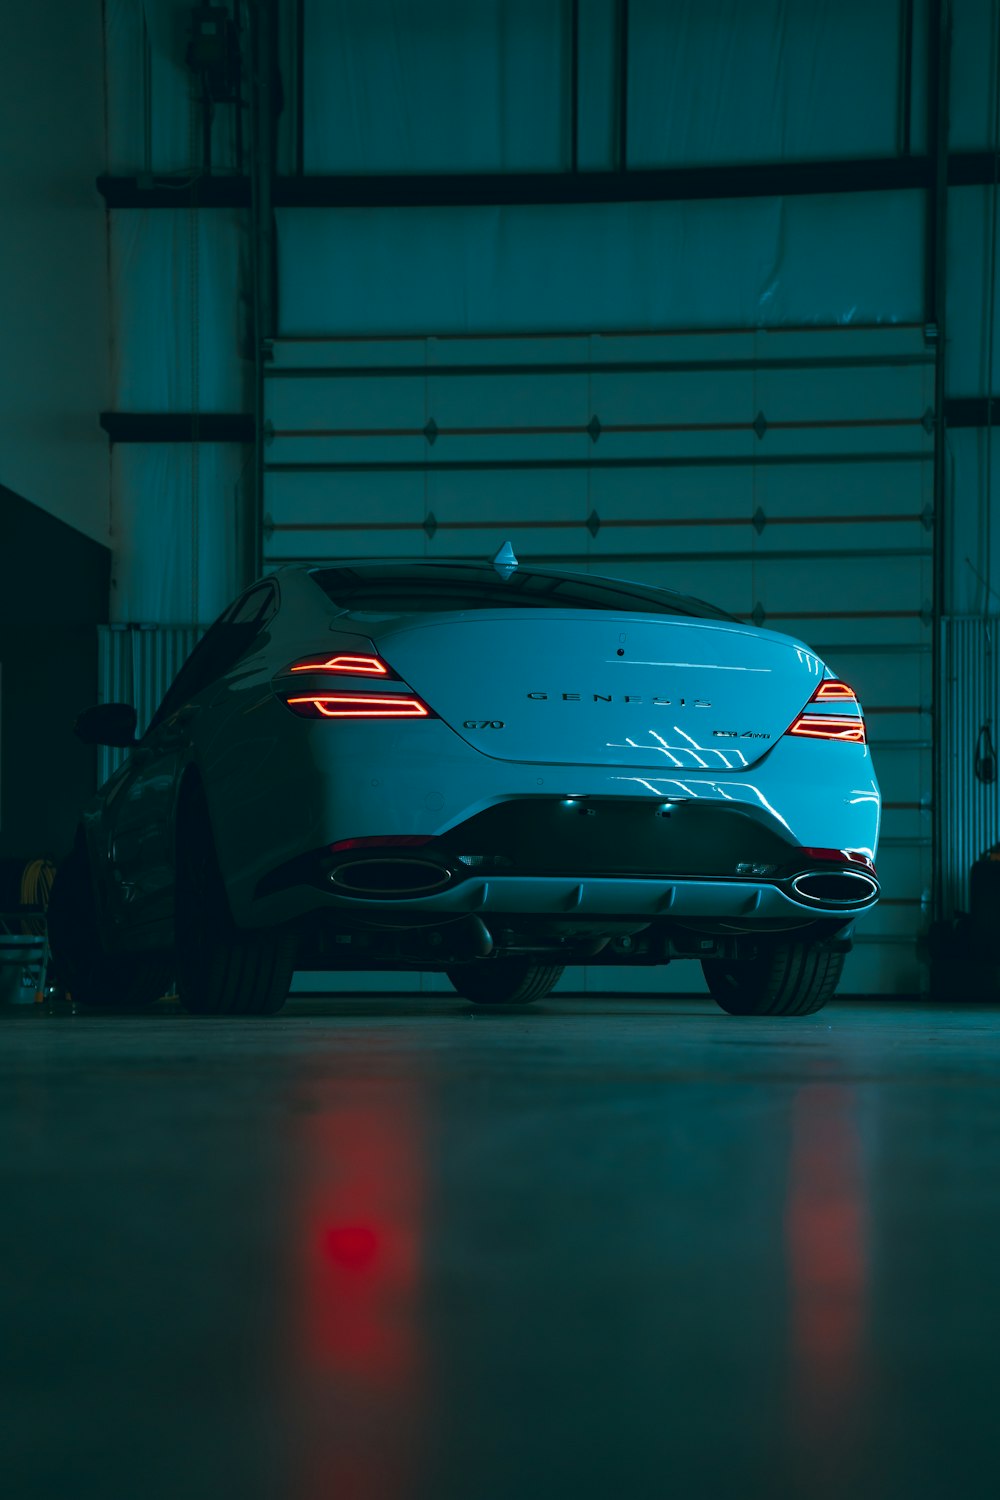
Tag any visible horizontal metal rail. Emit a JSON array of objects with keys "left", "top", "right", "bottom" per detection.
[
  {"left": 264, "top": 452, "right": 932, "bottom": 474},
  {"left": 265, "top": 354, "right": 934, "bottom": 379},
  {"left": 95, "top": 149, "right": 1000, "bottom": 209}
]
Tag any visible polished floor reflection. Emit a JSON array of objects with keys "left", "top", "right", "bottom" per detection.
[{"left": 3, "top": 995, "right": 1000, "bottom": 1499}]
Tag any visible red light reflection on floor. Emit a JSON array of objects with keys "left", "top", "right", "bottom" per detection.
[
  {"left": 786, "top": 1083, "right": 868, "bottom": 1440},
  {"left": 289, "top": 1081, "right": 426, "bottom": 1500}
]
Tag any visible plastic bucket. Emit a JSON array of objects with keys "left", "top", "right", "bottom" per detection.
[{"left": 0, "top": 934, "right": 45, "bottom": 1004}]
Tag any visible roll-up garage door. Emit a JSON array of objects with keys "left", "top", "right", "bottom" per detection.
[{"left": 263, "top": 325, "right": 935, "bottom": 994}]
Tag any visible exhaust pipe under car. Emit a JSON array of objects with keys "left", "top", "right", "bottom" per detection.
[
  {"left": 791, "top": 869, "right": 879, "bottom": 907},
  {"left": 330, "top": 856, "right": 453, "bottom": 896}
]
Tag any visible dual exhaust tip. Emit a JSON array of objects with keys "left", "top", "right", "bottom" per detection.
[
  {"left": 330, "top": 856, "right": 452, "bottom": 896},
  {"left": 791, "top": 869, "right": 879, "bottom": 907}
]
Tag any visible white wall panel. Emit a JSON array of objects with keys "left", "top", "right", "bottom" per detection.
[
  {"left": 277, "top": 194, "right": 924, "bottom": 336},
  {"left": 628, "top": 0, "right": 903, "bottom": 166},
  {"left": 110, "top": 443, "right": 250, "bottom": 624},
  {"left": 110, "top": 209, "right": 251, "bottom": 413},
  {"left": 0, "top": 3, "right": 110, "bottom": 543},
  {"left": 949, "top": 0, "right": 1000, "bottom": 151},
  {"left": 946, "top": 188, "right": 1000, "bottom": 399},
  {"left": 300, "top": 0, "right": 929, "bottom": 173},
  {"left": 106, "top": 0, "right": 243, "bottom": 176},
  {"left": 107, "top": 204, "right": 252, "bottom": 623},
  {"left": 304, "top": 0, "right": 565, "bottom": 172}
]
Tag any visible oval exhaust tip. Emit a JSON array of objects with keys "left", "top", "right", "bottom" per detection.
[
  {"left": 331, "top": 857, "right": 452, "bottom": 897},
  {"left": 792, "top": 870, "right": 879, "bottom": 907}
]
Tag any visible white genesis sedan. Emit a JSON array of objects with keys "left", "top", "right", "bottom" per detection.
[{"left": 49, "top": 550, "right": 880, "bottom": 1017}]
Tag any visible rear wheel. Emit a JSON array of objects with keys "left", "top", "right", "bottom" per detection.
[
  {"left": 174, "top": 786, "right": 296, "bottom": 1017},
  {"left": 446, "top": 960, "right": 564, "bottom": 1006},
  {"left": 48, "top": 847, "right": 172, "bottom": 1009},
  {"left": 702, "top": 940, "right": 844, "bottom": 1017}
]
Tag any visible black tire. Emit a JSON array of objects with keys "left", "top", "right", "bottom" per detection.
[
  {"left": 446, "top": 960, "right": 564, "bottom": 1006},
  {"left": 47, "top": 847, "right": 172, "bottom": 1010},
  {"left": 702, "top": 940, "right": 845, "bottom": 1017},
  {"left": 174, "top": 785, "right": 296, "bottom": 1017}
]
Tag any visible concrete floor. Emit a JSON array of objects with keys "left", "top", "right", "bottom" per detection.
[{"left": 2, "top": 994, "right": 999, "bottom": 1500}]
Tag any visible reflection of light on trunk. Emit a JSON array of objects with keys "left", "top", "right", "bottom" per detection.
[
  {"left": 786, "top": 1083, "right": 867, "bottom": 1442},
  {"left": 290, "top": 1081, "right": 426, "bottom": 1499}
]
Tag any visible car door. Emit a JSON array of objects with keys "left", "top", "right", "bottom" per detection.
[{"left": 103, "top": 585, "right": 279, "bottom": 942}]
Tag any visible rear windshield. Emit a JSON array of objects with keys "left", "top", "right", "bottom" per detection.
[{"left": 310, "top": 564, "right": 734, "bottom": 620}]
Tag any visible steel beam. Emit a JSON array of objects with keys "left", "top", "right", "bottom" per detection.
[
  {"left": 943, "top": 397, "right": 1000, "bottom": 428},
  {"left": 96, "top": 151, "right": 1000, "bottom": 210},
  {"left": 99, "top": 413, "right": 255, "bottom": 443},
  {"left": 98, "top": 398, "right": 1000, "bottom": 445}
]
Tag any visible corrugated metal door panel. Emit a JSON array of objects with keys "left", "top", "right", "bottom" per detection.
[
  {"left": 755, "top": 326, "right": 930, "bottom": 360},
  {"left": 753, "top": 510, "right": 931, "bottom": 558},
  {"left": 427, "top": 467, "right": 589, "bottom": 523},
  {"left": 866, "top": 755, "right": 926, "bottom": 806},
  {"left": 589, "top": 465, "right": 750, "bottom": 516},
  {"left": 571, "top": 559, "right": 757, "bottom": 614},
  {"left": 589, "top": 368, "right": 754, "bottom": 423},
  {"left": 874, "top": 845, "right": 931, "bottom": 898},
  {"left": 854, "top": 902, "right": 926, "bottom": 941},
  {"left": 755, "top": 460, "right": 930, "bottom": 515},
  {"left": 942, "top": 617, "right": 1000, "bottom": 915},
  {"left": 754, "top": 364, "right": 931, "bottom": 423},
  {"left": 427, "top": 371, "right": 590, "bottom": 425},
  {"left": 868, "top": 722, "right": 931, "bottom": 754},
  {"left": 590, "top": 330, "right": 758, "bottom": 364},
  {"left": 263, "top": 326, "right": 934, "bottom": 994},
  {"left": 267, "top": 373, "right": 426, "bottom": 427},
  {"left": 816, "top": 658, "right": 929, "bottom": 703},
  {"left": 752, "top": 555, "right": 927, "bottom": 615},
  {"left": 97, "top": 625, "right": 202, "bottom": 785},
  {"left": 879, "top": 808, "right": 931, "bottom": 841},
  {"left": 842, "top": 945, "right": 923, "bottom": 995}
]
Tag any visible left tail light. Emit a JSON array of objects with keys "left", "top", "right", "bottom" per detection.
[
  {"left": 284, "top": 693, "right": 434, "bottom": 720},
  {"left": 785, "top": 679, "right": 866, "bottom": 743},
  {"left": 289, "top": 653, "right": 389, "bottom": 676},
  {"left": 281, "top": 649, "right": 436, "bottom": 719}
]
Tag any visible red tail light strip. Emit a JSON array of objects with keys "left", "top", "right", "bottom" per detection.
[
  {"left": 813, "top": 679, "right": 858, "bottom": 701},
  {"left": 285, "top": 693, "right": 433, "bottom": 719},
  {"left": 801, "top": 846, "right": 877, "bottom": 873},
  {"left": 330, "top": 836, "right": 433, "bottom": 852},
  {"left": 290, "top": 654, "right": 389, "bottom": 676},
  {"left": 785, "top": 678, "right": 865, "bottom": 742},
  {"left": 787, "top": 714, "right": 866, "bottom": 742}
]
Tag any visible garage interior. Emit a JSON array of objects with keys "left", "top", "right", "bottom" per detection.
[{"left": 2, "top": 0, "right": 1000, "bottom": 1494}]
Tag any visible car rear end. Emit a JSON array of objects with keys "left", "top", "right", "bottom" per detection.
[{"left": 229, "top": 564, "right": 879, "bottom": 991}]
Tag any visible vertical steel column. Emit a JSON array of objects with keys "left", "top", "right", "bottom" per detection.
[
  {"left": 249, "top": 0, "right": 277, "bottom": 583},
  {"left": 928, "top": 0, "right": 952, "bottom": 922},
  {"left": 569, "top": 0, "right": 579, "bottom": 173},
  {"left": 616, "top": 0, "right": 629, "bottom": 172},
  {"left": 296, "top": 0, "right": 305, "bottom": 175},
  {"left": 897, "top": 0, "right": 914, "bottom": 155}
]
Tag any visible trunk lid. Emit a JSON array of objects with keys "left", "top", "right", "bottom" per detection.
[{"left": 374, "top": 612, "right": 823, "bottom": 772}]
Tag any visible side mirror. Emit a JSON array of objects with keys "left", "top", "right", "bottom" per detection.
[{"left": 74, "top": 703, "right": 138, "bottom": 748}]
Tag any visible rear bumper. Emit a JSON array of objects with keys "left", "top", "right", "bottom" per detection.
[
  {"left": 212, "top": 719, "right": 881, "bottom": 926},
  {"left": 246, "top": 869, "right": 878, "bottom": 927}
]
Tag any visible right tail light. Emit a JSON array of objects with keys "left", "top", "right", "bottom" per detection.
[{"left": 785, "top": 680, "right": 866, "bottom": 743}]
